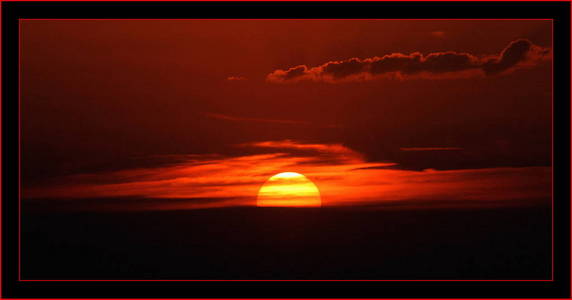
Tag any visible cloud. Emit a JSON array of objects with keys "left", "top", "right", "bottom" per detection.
[
  {"left": 239, "top": 140, "right": 368, "bottom": 164},
  {"left": 482, "top": 39, "right": 550, "bottom": 75},
  {"left": 266, "top": 39, "right": 550, "bottom": 83},
  {"left": 24, "top": 140, "right": 551, "bottom": 211},
  {"left": 431, "top": 31, "right": 446, "bottom": 38},
  {"left": 204, "top": 112, "right": 310, "bottom": 126},
  {"left": 242, "top": 140, "right": 355, "bottom": 155},
  {"left": 204, "top": 113, "right": 342, "bottom": 128},
  {"left": 227, "top": 76, "right": 247, "bottom": 81},
  {"left": 400, "top": 147, "right": 463, "bottom": 151}
]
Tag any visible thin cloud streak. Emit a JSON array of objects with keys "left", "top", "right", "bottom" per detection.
[
  {"left": 400, "top": 147, "right": 463, "bottom": 151},
  {"left": 226, "top": 76, "right": 247, "bottom": 81},
  {"left": 205, "top": 112, "right": 309, "bottom": 126},
  {"left": 204, "top": 113, "right": 341, "bottom": 128}
]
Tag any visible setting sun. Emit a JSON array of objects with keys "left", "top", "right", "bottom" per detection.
[{"left": 257, "top": 172, "right": 322, "bottom": 207}]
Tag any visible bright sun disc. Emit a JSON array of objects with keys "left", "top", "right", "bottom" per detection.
[{"left": 257, "top": 172, "right": 321, "bottom": 207}]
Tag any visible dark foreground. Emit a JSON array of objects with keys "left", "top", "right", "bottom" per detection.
[{"left": 21, "top": 204, "right": 551, "bottom": 280}]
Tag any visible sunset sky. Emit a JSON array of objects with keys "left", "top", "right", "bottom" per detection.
[{"left": 21, "top": 20, "right": 552, "bottom": 211}]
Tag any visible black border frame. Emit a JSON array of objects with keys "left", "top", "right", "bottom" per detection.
[{"left": 2, "top": 1, "right": 571, "bottom": 298}]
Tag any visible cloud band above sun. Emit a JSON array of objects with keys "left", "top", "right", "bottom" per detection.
[{"left": 266, "top": 39, "right": 550, "bottom": 83}]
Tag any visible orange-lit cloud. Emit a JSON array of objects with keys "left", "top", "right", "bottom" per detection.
[
  {"left": 266, "top": 39, "right": 550, "bottom": 83},
  {"left": 24, "top": 140, "right": 551, "bottom": 211},
  {"left": 242, "top": 140, "right": 357, "bottom": 157}
]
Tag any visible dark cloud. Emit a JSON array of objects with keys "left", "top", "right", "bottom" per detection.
[
  {"left": 282, "top": 65, "right": 309, "bottom": 80},
  {"left": 323, "top": 58, "right": 367, "bottom": 78},
  {"left": 482, "top": 39, "right": 550, "bottom": 75},
  {"left": 267, "top": 39, "right": 550, "bottom": 83}
]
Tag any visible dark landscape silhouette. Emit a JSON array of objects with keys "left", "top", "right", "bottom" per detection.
[{"left": 22, "top": 202, "right": 551, "bottom": 280}]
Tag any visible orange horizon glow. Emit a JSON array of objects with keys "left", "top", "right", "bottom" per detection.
[
  {"left": 257, "top": 172, "right": 322, "bottom": 207},
  {"left": 21, "top": 140, "right": 551, "bottom": 212}
]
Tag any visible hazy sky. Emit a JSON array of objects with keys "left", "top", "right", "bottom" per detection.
[{"left": 21, "top": 20, "right": 552, "bottom": 210}]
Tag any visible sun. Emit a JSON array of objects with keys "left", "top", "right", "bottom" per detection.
[{"left": 257, "top": 172, "right": 322, "bottom": 207}]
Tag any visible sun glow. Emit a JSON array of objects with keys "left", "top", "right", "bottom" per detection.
[{"left": 257, "top": 172, "right": 322, "bottom": 207}]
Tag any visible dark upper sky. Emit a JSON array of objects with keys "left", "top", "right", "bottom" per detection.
[{"left": 21, "top": 20, "right": 552, "bottom": 187}]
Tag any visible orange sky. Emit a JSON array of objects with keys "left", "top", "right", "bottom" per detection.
[{"left": 20, "top": 20, "right": 552, "bottom": 211}]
